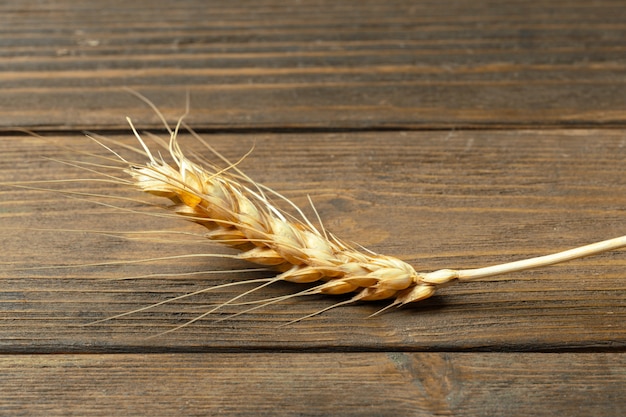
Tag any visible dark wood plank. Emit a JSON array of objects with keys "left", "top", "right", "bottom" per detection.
[
  {"left": 1, "top": 352, "right": 625, "bottom": 416},
  {"left": 2, "top": 2, "right": 625, "bottom": 416},
  {"left": 2, "top": 130, "right": 625, "bottom": 352},
  {"left": 1, "top": 0, "right": 625, "bottom": 130}
]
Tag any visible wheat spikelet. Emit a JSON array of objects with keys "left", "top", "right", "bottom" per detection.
[{"left": 122, "top": 118, "right": 438, "bottom": 310}]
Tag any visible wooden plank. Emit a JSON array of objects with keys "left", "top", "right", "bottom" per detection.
[
  {"left": 2, "top": 129, "right": 625, "bottom": 352},
  {"left": 1, "top": 352, "right": 625, "bottom": 416},
  {"left": 0, "top": 0, "right": 625, "bottom": 130}
]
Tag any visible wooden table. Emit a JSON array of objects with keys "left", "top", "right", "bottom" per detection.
[{"left": 1, "top": 1, "right": 625, "bottom": 415}]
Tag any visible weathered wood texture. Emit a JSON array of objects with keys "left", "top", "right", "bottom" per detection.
[
  {"left": 1, "top": 0, "right": 626, "bottom": 416},
  {"left": 2, "top": 130, "right": 626, "bottom": 353},
  {"left": 0, "top": 0, "right": 625, "bottom": 130},
  {"left": 2, "top": 353, "right": 625, "bottom": 417}
]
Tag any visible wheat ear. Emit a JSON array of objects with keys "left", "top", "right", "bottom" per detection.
[{"left": 113, "top": 116, "right": 626, "bottom": 316}]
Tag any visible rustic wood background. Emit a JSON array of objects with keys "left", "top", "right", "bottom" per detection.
[{"left": 1, "top": 1, "right": 625, "bottom": 415}]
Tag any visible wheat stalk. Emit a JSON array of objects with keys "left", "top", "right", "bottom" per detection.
[
  {"left": 12, "top": 92, "right": 625, "bottom": 331},
  {"left": 73, "top": 92, "right": 623, "bottom": 330}
]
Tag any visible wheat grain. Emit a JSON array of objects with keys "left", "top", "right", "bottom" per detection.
[{"left": 121, "top": 117, "right": 437, "bottom": 306}]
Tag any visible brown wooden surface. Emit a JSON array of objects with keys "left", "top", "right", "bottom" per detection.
[
  {"left": 1, "top": 353, "right": 625, "bottom": 416},
  {"left": 1, "top": 1, "right": 626, "bottom": 416},
  {"left": 1, "top": 0, "right": 625, "bottom": 130}
]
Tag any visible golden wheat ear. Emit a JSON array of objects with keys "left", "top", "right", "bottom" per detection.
[
  {"left": 13, "top": 90, "right": 624, "bottom": 331},
  {"left": 114, "top": 95, "right": 626, "bottom": 317}
]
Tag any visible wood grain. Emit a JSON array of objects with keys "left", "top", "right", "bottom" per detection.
[
  {"left": 2, "top": 1, "right": 626, "bottom": 415},
  {"left": 1, "top": 353, "right": 625, "bottom": 416},
  {"left": 0, "top": 0, "right": 625, "bottom": 130},
  {"left": 2, "top": 130, "right": 625, "bottom": 352}
]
